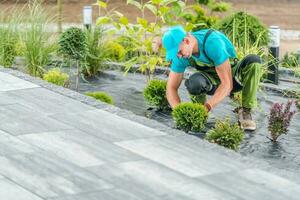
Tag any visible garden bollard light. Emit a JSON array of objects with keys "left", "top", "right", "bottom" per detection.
[
  {"left": 83, "top": 6, "right": 92, "bottom": 29},
  {"left": 267, "top": 25, "right": 280, "bottom": 85}
]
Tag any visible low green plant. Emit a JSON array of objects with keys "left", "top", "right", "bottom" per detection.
[
  {"left": 103, "top": 41, "right": 126, "bottom": 62},
  {"left": 43, "top": 68, "right": 69, "bottom": 87},
  {"left": 143, "top": 79, "right": 169, "bottom": 111},
  {"left": 59, "top": 27, "right": 87, "bottom": 91},
  {"left": 86, "top": 91, "right": 114, "bottom": 105},
  {"left": 190, "top": 94, "right": 206, "bottom": 104},
  {"left": 172, "top": 102, "right": 208, "bottom": 133},
  {"left": 21, "top": 1, "right": 57, "bottom": 77},
  {"left": 82, "top": 27, "right": 106, "bottom": 77},
  {"left": 205, "top": 118, "right": 244, "bottom": 151},
  {"left": 281, "top": 52, "right": 300, "bottom": 68}
]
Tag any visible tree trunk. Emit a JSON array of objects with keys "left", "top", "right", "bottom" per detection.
[{"left": 75, "top": 60, "right": 80, "bottom": 91}]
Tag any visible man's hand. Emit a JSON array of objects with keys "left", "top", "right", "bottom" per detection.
[
  {"left": 206, "top": 59, "right": 233, "bottom": 110},
  {"left": 166, "top": 71, "right": 183, "bottom": 109}
]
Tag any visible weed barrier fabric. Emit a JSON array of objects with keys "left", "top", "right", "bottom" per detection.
[{"left": 69, "top": 69, "right": 300, "bottom": 176}]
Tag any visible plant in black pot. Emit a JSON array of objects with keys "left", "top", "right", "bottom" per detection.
[
  {"left": 143, "top": 79, "right": 170, "bottom": 111},
  {"left": 59, "top": 27, "right": 87, "bottom": 91},
  {"left": 268, "top": 101, "right": 296, "bottom": 143},
  {"left": 205, "top": 118, "right": 244, "bottom": 151},
  {"left": 172, "top": 102, "right": 208, "bottom": 133}
]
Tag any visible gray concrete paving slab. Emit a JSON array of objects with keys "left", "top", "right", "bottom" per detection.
[
  {"left": 197, "top": 169, "right": 300, "bottom": 200},
  {"left": 0, "top": 130, "right": 37, "bottom": 156},
  {"left": 0, "top": 115, "right": 73, "bottom": 136},
  {"left": 7, "top": 87, "right": 95, "bottom": 115},
  {"left": 18, "top": 129, "right": 144, "bottom": 168},
  {"left": 87, "top": 160, "right": 238, "bottom": 200},
  {"left": 50, "top": 109, "right": 167, "bottom": 142},
  {"left": 0, "top": 152, "right": 113, "bottom": 199},
  {"left": 0, "top": 72, "right": 39, "bottom": 92},
  {"left": 115, "top": 135, "right": 260, "bottom": 178},
  {"left": 0, "top": 178, "right": 43, "bottom": 200}
]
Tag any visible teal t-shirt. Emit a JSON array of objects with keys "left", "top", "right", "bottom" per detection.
[{"left": 170, "top": 29, "right": 237, "bottom": 73}]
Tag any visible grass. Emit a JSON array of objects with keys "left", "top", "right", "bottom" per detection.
[{"left": 21, "top": 1, "right": 57, "bottom": 77}]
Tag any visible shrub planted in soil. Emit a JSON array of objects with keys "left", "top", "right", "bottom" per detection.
[
  {"left": 214, "top": 11, "right": 269, "bottom": 48},
  {"left": 43, "top": 68, "right": 69, "bottom": 87},
  {"left": 103, "top": 41, "right": 126, "bottom": 62},
  {"left": 268, "top": 101, "right": 296, "bottom": 143},
  {"left": 59, "top": 27, "right": 87, "bottom": 91},
  {"left": 143, "top": 79, "right": 169, "bottom": 111},
  {"left": 205, "top": 118, "right": 244, "bottom": 151},
  {"left": 86, "top": 92, "right": 114, "bottom": 105},
  {"left": 82, "top": 27, "right": 106, "bottom": 77},
  {"left": 172, "top": 102, "right": 208, "bottom": 133},
  {"left": 281, "top": 52, "right": 300, "bottom": 68}
]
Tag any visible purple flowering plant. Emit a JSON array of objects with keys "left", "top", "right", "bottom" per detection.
[{"left": 268, "top": 100, "right": 296, "bottom": 142}]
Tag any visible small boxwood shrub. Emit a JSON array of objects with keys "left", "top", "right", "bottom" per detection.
[
  {"left": 143, "top": 79, "right": 169, "bottom": 111},
  {"left": 205, "top": 118, "right": 244, "bottom": 151},
  {"left": 172, "top": 102, "right": 208, "bottom": 133},
  {"left": 43, "top": 68, "right": 69, "bottom": 87},
  {"left": 86, "top": 92, "right": 114, "bottom": 105}
]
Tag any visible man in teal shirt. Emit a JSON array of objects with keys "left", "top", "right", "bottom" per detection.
[{"left": 154, "top": 25, "right": 263, "bottom": 131}]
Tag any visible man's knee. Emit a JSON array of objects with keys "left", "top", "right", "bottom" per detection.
[{"left": 184, "top": 72, "right": 215, "bottom": 95}]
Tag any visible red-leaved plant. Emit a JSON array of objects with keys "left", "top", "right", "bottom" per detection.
[{"left": 268, "top": 100, "right": 296, "bottom": 142}]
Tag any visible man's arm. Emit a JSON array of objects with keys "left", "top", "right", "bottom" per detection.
[
  {"left": 166, "top": 72, "right": 184, "bottom": 109},
  {"left": 206, "top": 59, "right": 233, "bottom": 109}
]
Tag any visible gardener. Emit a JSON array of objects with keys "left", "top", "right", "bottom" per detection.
[{"left": 152, "top": 26, "right": 263, "bottom": 131}]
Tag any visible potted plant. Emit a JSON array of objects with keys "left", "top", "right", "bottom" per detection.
[
  {"left": 268, "top": 101, "right": 296, "bottom": 143},
  {"left": 172, "top": 102, "right": 208, "bottom": 133}
]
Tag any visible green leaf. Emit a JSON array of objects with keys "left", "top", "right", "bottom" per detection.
[
  {"left": 96, "top": 16, "right": 111, "bottom": 25},
  {"left": 97, "top": 0, "right": 107, "bottom": 8},
  {"left": 127, "top": 0, "right": 142, "bottom": 10},
  {"left": 151, "top": 0, "right": 162, "bottom": 5},
  {"left": 144, "top": 4, "right": 157, "bottom": 15},
  {"left": 137, "top": 17, "right": 148, "bottom": 28},
  {"left": 119, "top": 16, "right": 129, "bottom": 25},
  {"left": 161, "top": 0, "right": 178, "bottom": 6}
]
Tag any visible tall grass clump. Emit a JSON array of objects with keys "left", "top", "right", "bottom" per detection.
[
  {"left": 21, "top": 0, "right": 57, "bottom": 77},
  {"left": 0, "top": 7, "right": 21, "bottom": 68}
]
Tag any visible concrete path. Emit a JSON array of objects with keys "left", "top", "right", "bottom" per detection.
[{"left": 0, "top": 69, "right": 300, "bottom": 200}]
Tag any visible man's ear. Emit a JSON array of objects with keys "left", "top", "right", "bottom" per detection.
[{"left": 184, "top": 37, "right": 190, "bottom": 45}]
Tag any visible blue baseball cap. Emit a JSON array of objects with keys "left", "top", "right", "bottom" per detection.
[{"left": 162, "top": 25, "right": 186, "bottom": 61}]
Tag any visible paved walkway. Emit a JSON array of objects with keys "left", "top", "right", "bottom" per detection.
[{"left": 0, "top": 69, "right": 300, "bottom": 200}]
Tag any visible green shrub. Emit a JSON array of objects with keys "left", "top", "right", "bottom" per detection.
[
  {"left": 103, "top": 41, "right": 126, "bottom": 62},
  {"left": 205, "top": 118, "right": 244, "bottom": 150},
  {"left": 190, "top": 94, "right": 206, "bottom": 104},
  {"left": 86, "top": 92, "right": 114, "bottom": 105},
  {"left": 281, "top": 52, "right": 299, "bottom": 68},
  {"left": 143, "top": 79, "right": 169, "bottom": 110},
  {"left": 59, "top": 27, "right": 87, "bottom": 61},
  {"left": 172, "top": 102, "right": 208, "bottom": 133},
  {"left": 82, "top": 27, "right": 106, "bottom": 77},
  {"left": 59, "top": 27, "right": 87, "bottom": 91},
  {"left": 214, "top": 11, "right": 269, "bottom": 48},
  {"left": 43, "top": 68, "right": 69, "bottom": 87},
  {"left": 115, "top": 36, "right": 138, "bottom": 61}
]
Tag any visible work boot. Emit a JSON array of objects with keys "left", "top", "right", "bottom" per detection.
[{"left": 237, "top": 107, "right": 256, "bottom": 131}]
